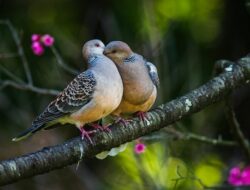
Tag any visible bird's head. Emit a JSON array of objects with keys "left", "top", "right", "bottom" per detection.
[
  {"left": 104, "top": 41, "right": 133, "bottom": 61},
  {"left": 82, "top": 39, "right": 105, "bottom": 60}
]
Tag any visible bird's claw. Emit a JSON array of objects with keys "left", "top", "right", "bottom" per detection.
[
  {"left": 115, "top": 117, "right": 133, "bottom": 126},
  {"left": 80, "top": 128, "right": 95, "bottom": 144},
  {"left": 90, "top": 123, "right": 111, "bottom": 132},
  {"left": 102, "top": 125, "right": 111, "bottom": 132},
  {"left": 136, "top": 111, "right": 150, "bottom": 125},
  {"left": 90, "top": 123, "right": 104, "bottom": 130}
]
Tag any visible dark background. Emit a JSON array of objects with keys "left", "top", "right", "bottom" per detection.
[{"left": 1, "top": 0, "right": 250, "bottom": 189}]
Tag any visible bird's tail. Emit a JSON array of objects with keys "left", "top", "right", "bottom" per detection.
[{"left": 12, "top": 123, "right": 44, "bottom": 142}]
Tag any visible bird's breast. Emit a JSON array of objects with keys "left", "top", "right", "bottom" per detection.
[
  {"left": 112, "top": 85, "right": 157, "bottom": 116},
  {"left": 122, "top": 77, "right": 154, "bottom": 105},
  {"left": 117, "top": 62, "right": 155, "bottom": 105},
  {"left": 70, "top": 62, "right": 123, "bottom": 124}
]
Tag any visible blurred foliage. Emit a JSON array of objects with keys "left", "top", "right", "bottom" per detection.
[
  {"left": 108, "top": 143, "right": 187, "bottom": 189},
  {"left": 1, "top": 0, "right": 250, "bottom": 189},
  {"left": 144, "top": 0, "right": 222, "bottom": 44},
  {"left": 192, "top": 156, "right": 224, "bottom": 188}
]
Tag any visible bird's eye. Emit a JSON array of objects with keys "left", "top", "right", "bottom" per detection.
[
  {"left": 95, "top": 43, "right": 100, "bottom": 47},
  {"left": 112, "top": 50, "right": 117, "bottom": 53}
]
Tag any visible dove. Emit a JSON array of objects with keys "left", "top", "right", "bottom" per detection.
[
  {"left": 95, "top": 41, "right": 159, "bottom": 159},
  {"left": 103, "top": 41, "right": 159, "bottom": 121},
  {"left": 12, "top": 39, "right": 123, "bottom": 143}
]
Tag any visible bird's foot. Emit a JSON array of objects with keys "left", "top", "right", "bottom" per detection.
[
  {"left": 102, "top": 124, "right": 112, "bottom": 132},
  {"left": 115, "top": 117, "right": 133, "bottom": 126},
  {"left": 90, "top": 123, "right": 104, "bottom": 130},
  {"left": 79, "top": 128, "right": 95, "bottom": 144},
  {"left": 90, "top": 123, "right": 111, "bottom": 132},
  {"left": 136, "top": 111, "right": 150, "bottom": 125}
]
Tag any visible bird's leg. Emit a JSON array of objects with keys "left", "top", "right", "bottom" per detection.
[{"left": 79, "top": 127, "right": 95, "bottom": 144}]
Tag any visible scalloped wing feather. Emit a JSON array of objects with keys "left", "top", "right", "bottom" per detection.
[{"left": 12, "top": 70, "right": 96, "bottom": 141}]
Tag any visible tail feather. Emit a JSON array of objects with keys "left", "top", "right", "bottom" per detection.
[{"left": 12, "top": 123, "right": 44, "bottom": 142}]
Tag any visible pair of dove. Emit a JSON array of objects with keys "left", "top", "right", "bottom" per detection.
[{"left": 12, "top": 40, "right": 159, "bottom": 147}]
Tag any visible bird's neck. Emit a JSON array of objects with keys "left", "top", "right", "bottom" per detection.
[
  {"left": 123, "top": 53, "right": 136, "bottom": 63},
  {"left": 87, "top": 54, "right": 102, "bottom": 67},
  {"left": 87, "top": 54, "right": 118, "bottom": 76}
]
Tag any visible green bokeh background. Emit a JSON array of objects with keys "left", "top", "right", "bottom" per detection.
[{"left": 1, "top": 0, "right": 250, "bottom": 189}]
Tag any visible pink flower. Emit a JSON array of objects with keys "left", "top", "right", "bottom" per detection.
[
  {"left": 228, "top": 167, "right": 243, "bottom": 186},
  {"left": 31, "top": 33, "right": 54, "bottom": 56},
  {"left": 134, "top": 143, "right": 146, "bottom": 154},
  {"left": 41, "top": 34, "right": 54, "bottom": 47},
  {"left": 31, "top": 42, "right": 44, "bottom": 56},
  {"left": 31, "top": 34, "right": 41, "bottom": 42},
  {"left": 242, "top": 166, "right": 250, "bottom": 185},
  {"left": 228, "top": 166, "right": 250, "bottom": 186}
]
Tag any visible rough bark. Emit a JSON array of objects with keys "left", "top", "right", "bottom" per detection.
[{"left": 1, "top": 55, "right": 250, "bottom": 186}]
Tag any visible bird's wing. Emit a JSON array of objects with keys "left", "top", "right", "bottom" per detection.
[
  {"left": 134, "top": 53, "right": 160, "bottom": 88},
  {"left": 145, "top": 61, "right": 160, "bottom": 88},
  {"left": 12, "top": 70, "right": 96, "bottom": 141}
]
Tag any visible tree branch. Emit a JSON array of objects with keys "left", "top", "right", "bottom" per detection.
[{"left": 1, "top": 55, "right": 250, "bottom": 186}]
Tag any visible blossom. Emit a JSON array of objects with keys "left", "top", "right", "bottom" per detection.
[
  {"left": 228, "top": 166, "right": 250, "bottom": 186},
  {"left": 31, "top": 33, "right": 54, "bottom": 56},
  {"left": 228, "top": 167, "right": 243, "bottom": 186},
  {"left": 41, "top": 34, "right": 54, "bottom": 47},
  {"left": 241, "top": 166, "right": 250, "bottom": 185},
  {"left": 31, "top": 42, "right": 44, "bottom": 56},
  {"left": 31, "top": 34, "right": 41, "bottom": 42},
  {"left": 134, "top": 143, "right": 146, "bottom": 154}
]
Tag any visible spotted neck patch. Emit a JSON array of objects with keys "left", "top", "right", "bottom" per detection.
[{"left": 123, "top": 54, "right": 136, "bottom": 63}]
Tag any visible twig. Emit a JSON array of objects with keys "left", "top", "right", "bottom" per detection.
[
  {"left": 214, "top": 59, "right": 250, "bottom": 160},
  {"left": 0, "top": 53, "right": 18, "bottom": 59},
  {"left": 225, "top": 96, "right": 250, "bottom": 160},
  {"left": 142, "top": 128, "right": 238, "bottom": 146},
  {"left": 0, "top": 80, "right": 59, "bottom": 95},
  {"left": 0, "top": 20, "right": 33, "bottom": 85},
  {"left": 164, "top": 127, "right": 238, "bottom": 146},
  {"left": 0, "top": 65, "right": 24, "bottom": 83},
  {"left": 172, "top": 166, "right": 208, "bottom": 189},
  {"left": 185, "top": 132, "right": 237, "bottom": 146},
  {"left": 50, "top": 46, "right": 79, "bottom": 75},
  {"left": 0, "top": 55, "right": 250, "bottom": 186},
  {"left": 0, "top": 21, "right": 63, "bottom": 96},
  {"left": 172, "top": 166, "right": 250, "bottom": 190}
]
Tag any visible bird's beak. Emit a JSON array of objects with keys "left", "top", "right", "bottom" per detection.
[{"left": 103, "top": 49, "right": 110, "bottom": 55}]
